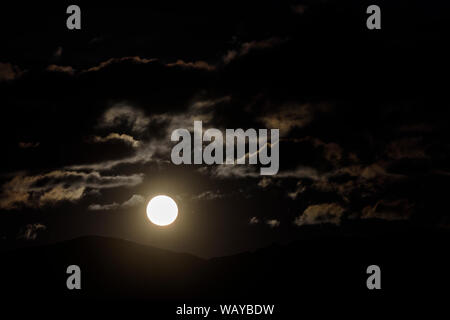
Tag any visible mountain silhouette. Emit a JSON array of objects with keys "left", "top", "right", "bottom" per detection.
[{"left": 2, "top": 225, "right": 449, "bottom": 317}]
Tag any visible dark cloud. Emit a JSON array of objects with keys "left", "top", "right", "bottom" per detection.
[
  {"left": 17, "top": 223, "right": 46, "bottom": 240},
  {"left": 291, "top": 4, "right": 307, "bottom": 15},
  {"left": 53, "top": 46, "right": 63, "bottom": 58},
  {"left": 360, "top": 199, "right": 414, "bottom": 221},
  {"left": 18, "top": 142, "right": 40, "bottom": 149},
  {"left": 0, "top": 62, "right": 23, "bottom": 81},
  {"left": 223, "top": 37, "right": 285, "bottom": 64}
]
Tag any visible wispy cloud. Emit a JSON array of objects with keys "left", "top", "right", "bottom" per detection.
[
  {"left": 88, "top": 194, "right": 145, "bottom": 211},
  {"left": 17, "top": 223, "right": 47, "bottom": 240},
  {"left": 0, "top": 171, "right": 144, "bottom": 209},
  {"left": 266, "top": 219, "right": 280, "bottom": 228},
  {"left": 91, "top": 132, "right": 140, "bottom": 148},
  {"left": 98, "top": 104, "right": 150, "bottom": 134},
  {"left": 46, "top": 64, "right": 75, "bottom": 75},
  {"left": 223, "top": 37, "right": 285, "bottom": 64}
]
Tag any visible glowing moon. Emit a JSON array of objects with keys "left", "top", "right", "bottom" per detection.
[{"left": 146, "top": 195, "right": 178, "bottom": 226}]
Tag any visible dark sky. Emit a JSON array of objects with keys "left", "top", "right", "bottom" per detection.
[{"left": 0, "top": 0, "right": 449, "bottom": 257}]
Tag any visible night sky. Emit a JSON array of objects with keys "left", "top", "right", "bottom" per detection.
[{"left": 1, "top": 0, "right": 449, "bottom": 258}]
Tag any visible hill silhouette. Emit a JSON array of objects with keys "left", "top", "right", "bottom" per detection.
[{"left": 2, "top": 225, "right": 449, "bottom": 317}]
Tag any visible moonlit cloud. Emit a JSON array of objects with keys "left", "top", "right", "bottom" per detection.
[
  {"left": 166, "top": 59, "right": 216, "bottom": 71},
  {"left": 46, "top": 64, "right": 75, "bottom": 75},
  {"left": 0, "top": 171, "right": 144, "bottom": 209},
  {"left": 223, "top": 37, "right": 284, "bottom": 64},
  {"left": 98, "top": 105, "right": 150, "bottom": 134},
  {"left": 88, "top": 194, "right": 145, "bottom": 211},
  {"left": 259, "top": 104, "right": 312, "bottom": 136},
  {"left": 17, "top": 223, "right": 46, "bottom": 241},
  {"left": 83, "top": 56, "right": 157, "bottom": 73},
  {"left": 81, "top": 95, "right": 231, "bottom": 174},
  {"left": 361, "top": 199, "right": 414, "bottom": 221},
  {"left": 294, "top": 203, "right": 345, "bottom": 226},
  {"left": 266, "top": 219, "right": 280, "bottom": 228},
  {"left": 249, "top": 216, "right": 260, "bottom": 224},
  {"left": 122, "top": 194, "right": 145, "bottom": 207},
  {"left": 193, "top": 190, "right": 224, "bottom": 200},
  {"left": 91, "top": 133, "right": 140, "bottom": 148},
  {"left": 88, "top": 202, "right": 119, "bottom": 211},
  {"left": 385, "top": 137, "right": 427, "bottom": 160},
  {"left": 257, "top": 177, "right": 272, "bottom": 188}
]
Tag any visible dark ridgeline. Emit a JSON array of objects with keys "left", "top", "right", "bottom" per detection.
[{"left": 1, "top": 225, "right": 448, "bottom": 318}]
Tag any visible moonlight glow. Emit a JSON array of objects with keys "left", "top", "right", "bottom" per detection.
[{"left": 146, "top": 195, "right": 178, "bottom": 226}]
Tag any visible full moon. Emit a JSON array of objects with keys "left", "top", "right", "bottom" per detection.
[{"left": 146, "top": 195, "right": 178, "bottom": 226}]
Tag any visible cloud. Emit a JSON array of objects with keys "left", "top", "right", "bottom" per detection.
[
  {"left": 91, "top": 133, "right": 140, "bottom": 148},
  {"left": 249, "top": 217, "right": 279, "bottom": 228},
  {"left": 66, "top": 146, "right": 158, "bottom": 171},
  {"left": 88, "top": 202, "right": 119, "bottom": 211},
  {"left": 166, "top": 59, "right": 216, "bottom": 71},
  {"left": 314, "top": 163, "right": 399, "bottom": 199},
  {"left": 150, "top": 95, "right": 230, "bottom": 134},
  {"left": 287, "top": 181, "right": 306, "bottom": 199},
  {"left": 0, "top": 62, "right": 23, "bottom": 81},
  {"left": 361, "top": 199, "right": 414, "bottom": 221},
  {"left": 285, "top": 161, "right": 400, "bottom": 201},
  {"left": 249, "top": 216, "right": 260, "bottom": 224},
  {"left": 0, "top": 171, "right": 144, "bottom": 209},
  {"left": 294, "top": 203, "right": 345, "bottom": 226},
  {"left": 122, "top": 194, "right": 145, "bottom": 208},
  {"left": 45, "top": 56, "right": 216, "bottom": 77},
  {"left": 385, "top": 138, "right": 427, "bottom": 160},
  {"left": 191, "top": 96, "right": 231, "bottom": 110},
  {"left": 208, "top": 165, "right": 318, "bottom": 180},
  {"left": 39, "top": 184, "right": 86, "bottom": 204},
  {"left": 278, "top": 166, "right": 321, "bottom": 180},
  {"left": 73, "top": 96, "right": 229, "bottom": 172},
  {"left": 46, "top": 65, "right": 75, "bottom": 75},
  {"left": 266, "top": 219, "right": 280, "bottom": 228},
  {"left": 193, "top": 190, "right": 224, "bottom": 200},
  {"left": 98, "top": 105, "right": 150, "bottom": 134},
  {"left": 88, "top": 194, "right": 145, "bottom": 211},
  {"left": 83, "top": 56, "right": 157, "bottom": 73},
  {"left": 53, "top": 46, "right": 63, "bottom": 58},
  {"left": 291, "top": 4, "right": 307, "bottom": 15},
  {"left": 84, "top": 56, "right": 213, "bottom": 73},
  {"left": 210, "top": 165, "right": 260, "bottom": 178},
  {"left": 18, "top": 142, "right": 40, "bottom": 148},
  {"left": 223, "top": 37, "right": 284, "bottom": 64},
  {"left": 304, "top": 137, "right": 343, "bottom": 165},
  {"left": 17, "top": 223, "right": 46, "bottom": 241},
  {"left": 258, "top": 177, "right": 272, "bottom": 188},
  {"left": 259, "top": 104, "right": 313, "bottom": 136}
]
